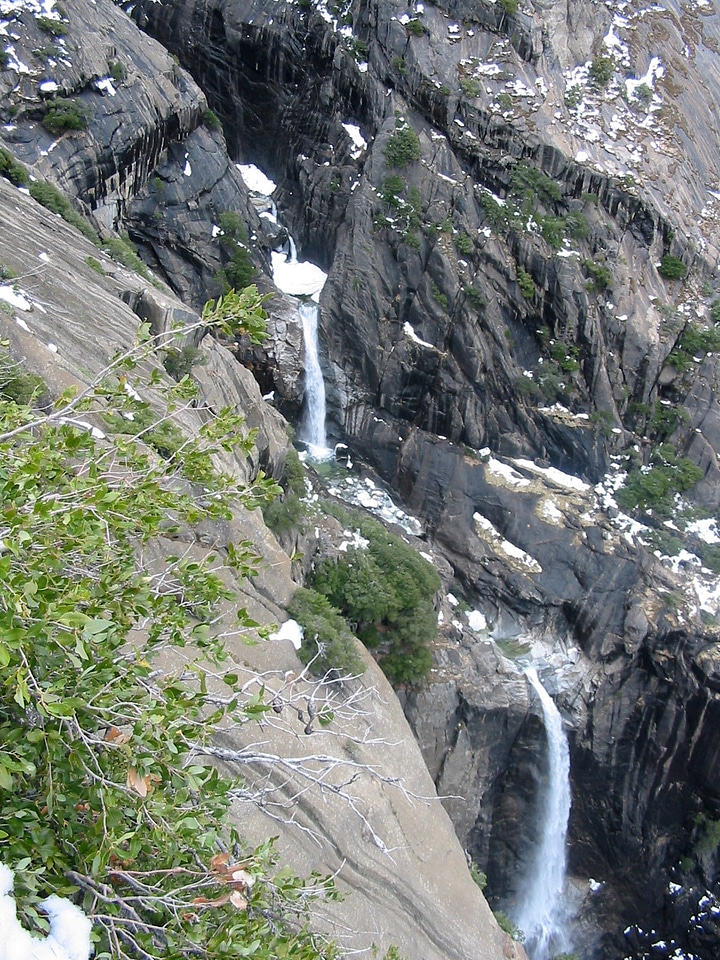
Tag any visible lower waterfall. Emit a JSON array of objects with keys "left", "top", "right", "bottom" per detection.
[
  {"left": 297, "top": 299, "right": 331, "bottom": 459},
  {"left": 515, "top": 667, "right": 573, "bottom": 960}
]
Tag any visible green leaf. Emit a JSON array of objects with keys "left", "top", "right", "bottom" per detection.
[{"left": 83, "top": 618, "right": 114, "bottom": 637}]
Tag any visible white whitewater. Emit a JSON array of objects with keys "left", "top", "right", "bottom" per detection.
[
  {"left": 516, "top": 667, "right": 573, "bottom": 960},
  {"left": 237, "top": 163, "right": 333, "bottom": 461},
  {"left": 269, "top": 239, "right": 332, "bottom": 462},
  {"left": 297, "top": 299, "right": 331, "bottom": 459}
]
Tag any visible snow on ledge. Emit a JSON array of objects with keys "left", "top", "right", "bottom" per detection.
[{"left": 270, "top": 619, "right": 303, "bottom": 650}]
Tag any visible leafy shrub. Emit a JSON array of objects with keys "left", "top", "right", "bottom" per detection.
[
  {"left": 108, "top": 59, "right": 126, "bottom": 82},
  {"left": 697, "top": 542, "right": 720, "bottom": 574},
  {"left": 0, "top": 147, "right": 28, "bottom": 186},
  {"left": 0, "top": 351, "right": 46, "bottom": 404},
  {"left": 0, "top": 290, "right": 340, "bottom": 960},
  {"left": 589, "top": 56, "right": 614, "bottom": 87},
  {"left": 288, "top": 587, "right": 366, "bottom": 677},
  {"left": 431, "top": 281, "right": 448, "bottom": 311},
  {"left": 658, "top": 254, "right": 687, "bottom": 281},
  {"left": 517, "top": 267, "right": 535, "bottom": 299},
  {"left": 668, "top": 322, "right": 720, "bottom": 371},
  {"left": 405, "top": 18, "right": 426, "bottom": 35},
  {"left": 42, "top": 97, "right": 89, "bottom": 134},
  {"left": 455, "top": 232, "right": 474, "bottom": 255},
  {"left": 28, "top": 180, "right": 98, "bottom": 242},
  {"left": 36, "top": 15, "right": 68, "bottom": 36},
  {"left": 469, "top": 863, "right": 487, "bottom": 890},
  {"left": 216, "top": 212, "right": 256, "bottom": 291},
  {"left": 499, "top": 0, "right": 518, "bottom": 13},
  {"left": 311, "top": 515, "right": 440, "bottom": 685},
  {"left": 393, "top": 55, "right": 407, "bottom": 75},
  {"left": 514, "top": 374, "right": 541, "bottom": 399},
  {"left": 617, "top": 443, "right": 703, "bottom": 515},
  {"left": 589, "top": 409, "right": 614, "bottom": 437},
  {"left": 102, "top": 236, "right": 152, "bottom": 280},
  {"left": 459, "top": 77, "right": 482, "bottom": 98},
  {"left": 203, "top": 108, "right": 221, "bottom": 131},
  {"left": 384, "top": 124, "right": 420, "bottom": 168},
  {"left": 162, "top": 343, "right": 206, "bottom": 381},
  {"left": 493, "top": 911, "right": 525, "bottom": 942},
  {"left": 539, "top": 215, "right": 566, "bottom": 250},
  {"left": 549, "top": 340, "right": 580, "bottom": 372},
  {"left": 693, "top": 814, "right": 720, "bottom": 857},
  {"left": 85, "top": 255, "right": 105, "bottom": 275},
  {"left": 565, "top": 211, "right": 589, "bottom": 239},
  {"left": 509, "top": 162, "right": 561, "bottom": 205},
  {"left": 649, "top": 402, "right": 688, "bottom": 441},
  {"left": 582, "top": 258, "right": 612, "bottom": 291},
  {"left": 710, "top": 298, "right": 720, "bottom": 324},
  {"left": 262, "top": 447, "right": 307, "bottom": 534},
  {"left": 104, "top": 405, "right": 186, "bottom": 462},
  {"left": 464, "top": 284, "right": 485, "bottom": 308}
]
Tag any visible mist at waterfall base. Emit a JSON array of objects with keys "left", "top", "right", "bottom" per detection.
[{"left": 513, "top": 667, "right": 574, "bottom": 960}]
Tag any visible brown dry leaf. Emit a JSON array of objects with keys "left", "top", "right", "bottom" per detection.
[
  {"left": 193, "top": 893, "right": 232, "bottom": 908},
  {"left": 229, "top": 890, "right": 247, "bottom": 910},
  {"left": 209, "top": 852, "right": 230, "bottom": 876},
  {"left": 105, "top": 726, "right": 130, "bottom": 744},
  {"left": 126, "top": 767, "right": 148, "bottom": 798}
]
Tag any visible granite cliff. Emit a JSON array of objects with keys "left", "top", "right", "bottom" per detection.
[{"left": 3, "top": 0, "right": 720, "bottom": 956}]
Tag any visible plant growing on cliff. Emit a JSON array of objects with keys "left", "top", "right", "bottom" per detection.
[
  {"left": 310, "top": 514, "right": 440, "bottom": 685},
  {"left": 492, "top": 910, "right": 525, "bottom": 942},
  {"left": 405, "top": 18, "right": 426, "bottom": 36},
  {"left": 42, "top": 97, "right": 90, "bottom": 134},
  {"left": 658, "top": 254, "right": 687, "bottom": 281},
  {"left": 162, "top": 342, "right": 206, "bottom": 381},
  {"left": 0, "top": 148, "right": 29, "bottom": 187},
  {"left": 262, "top": 446, "right": 307, "bottom": 534},
  {"left": 0, "top": 290, "right": 355, "bottom": 960},
  {"left": 617, "top": 443, "right": 703, "bottom": 516},
  {"left": 28, "top": 180, "right": 97, "bottom": 243},
  {"left": 37, "top": 14, "right": 68, "bottom": 36},
  {"left": 102, "top": 235, "right": 152, "bottom": 281},
  {"left": 589, "top": 55, "right": 614, "bottom": 87},
  {"left": 384, "top": 123, "right": 420, "bottom": 168},
  {"left": 0, "top": 349, "right": 46, "bottom": 404},
  {"left": 517, "top": 267, "right": 535, "bottom": 299},
  {"left": 509, "top": 162, "right": 561, "bottom": 206},
  {"left": 288, "top": 587, "right": 366, "bottom": 678},
  {"left": 215, "top": 211, "right": 256, "bottom": 292},
  {"left": 668, "top": 322, "right": 720, "bottom": 372},
  {"left": 582, "top": 258, "right": 612, "bottom": 292}
]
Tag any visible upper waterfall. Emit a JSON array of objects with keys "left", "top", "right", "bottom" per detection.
[
  {"left": 237, "top": 164, "right": 332, "bottom": 460},
  {"left": 515, "top": 667, "right": 573, "bottom": 960}
]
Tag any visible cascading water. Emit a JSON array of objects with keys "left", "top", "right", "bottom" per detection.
[
  {"left": 297, "top": 299, "right": 329, "bottom": 458},
  {"left": 515, "top": 667, "right": 573, "bottom": 960},
  {"left": 237, "top": 163, "right": 333, "bottom": 461}
]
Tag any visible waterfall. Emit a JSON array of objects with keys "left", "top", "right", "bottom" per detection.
[
  {"left": 270, "top": 235, "right": 332, "bottom": 462},
  {"left": 297, "top": 300, "right": 331, "bottom": 459},
  {"left": 515, "top": 667, "right": 573, "bottom": 960}
]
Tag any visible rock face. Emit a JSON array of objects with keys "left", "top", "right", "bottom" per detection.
[
  {"left": 4, "top": 0, "right": 720, "bottom": 956},
  {"left": 0, "top": 171, "right": 516, "bottom": 960}
]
